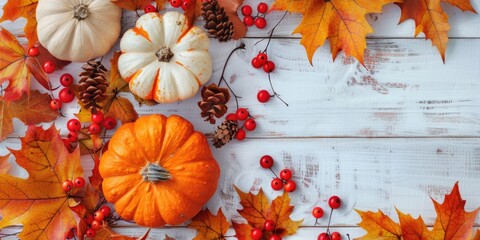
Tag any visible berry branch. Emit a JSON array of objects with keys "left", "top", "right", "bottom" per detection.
[{"left": 217, "top": 43, "right": 246, "bottom": 110}]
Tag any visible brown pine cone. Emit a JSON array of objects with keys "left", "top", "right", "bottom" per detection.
[
  {"left": 212, "top": 120, "right": 238, "bottom": 148},
  {"left": 198, "top": 83, "right": 230, "bottom": 124},
  {"left": 78, "top": 60, "right": 108, "bottom": 112},
  {"left": 202, "top": 0, "right": 234, "bottom": 42}
]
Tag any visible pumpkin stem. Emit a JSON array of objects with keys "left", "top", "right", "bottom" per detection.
[
  {"left": 141, "top": 163, "right": 172, "bottom": 183},
  {"left": 156, "top": 47, "right": 174, "bottom": 62},
  {"left": 73, "top": 4, "right": 90, "bottom": 20}
]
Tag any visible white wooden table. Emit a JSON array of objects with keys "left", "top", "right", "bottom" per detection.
[{"left": 1, "top": 0, "right": 479, "bottom": 239}]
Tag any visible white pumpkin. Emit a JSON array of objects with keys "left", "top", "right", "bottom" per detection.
[
  {"left": 36, "top": 0, "right": 122, "bottom": 62},
  {"left": 118, "top": 12, "right": 212, "bottom": 103}
]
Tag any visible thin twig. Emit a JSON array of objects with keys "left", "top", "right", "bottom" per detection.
[
  {"left": 268, "top": 73, "right": 288, "bottom": 106},
  {"left": 217, "top": 43, "right": 246, "bottom": 110},
  {"left": 254, "top": 11, "right": 289, "bottom": 49}
]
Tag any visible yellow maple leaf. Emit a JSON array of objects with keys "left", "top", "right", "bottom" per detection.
[
  {"left": 272, "top": 0, "right": 400, "bottom": 65},
  {"left": 188, "top": 208, "right": 230, "bottom": 240},
  {"left": 355, "top": 209, "right": 402, "bottom": 239}
]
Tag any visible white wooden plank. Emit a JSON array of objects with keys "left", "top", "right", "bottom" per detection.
[
  {"left": 3, "top": 38, "right": 480, "bottom": 138},
  {"left": 1, "top": 0, "right": 479, "bottom": 38},
  {"left": 1, "top": 138, "right": 479, "bottom": 227}
]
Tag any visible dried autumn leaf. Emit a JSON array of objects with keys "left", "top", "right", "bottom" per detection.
[
  {"left": 0, "top": 154, "right": 11, "bottom": 174},
  {"left": 0, "top": 125, "right": 83, "bottom": 239},
  {"left": 111, "top": 0, "right": 152, "bottom": 10},
  {"left": 397, "top": 0, "right": 477, "bottom": 62},
  {"left": 165, "top": 235, "right": 176, "bottom": 240},
  {"left": 233, "top": 186, "right": 303, "bottom": 239},
  {"left": 94, "top": 226, "right": 151, "bottom": 240},
  {"left": 0, "top": 28, "right": 70, "bottom": 101},
  {"left": 0, "top": 90, "right": 59, "bottom": 141},
  {"left": 188, "top": 208, "right": 230, "bottom": 240},
  {"left": 185, "top": 0, "right": 246, "bottom": 39},
  {"left": 472, "top": 230, "right": 480, "bottom": 240},
  {"left": 356, "top": 182, "right": 480, "bottom": 239},
  {"left": 0, "top": 0, "right": 38, "bottom": 48},
  {"left": 271, "top": 0, "right": 400, "bottom": 65}
]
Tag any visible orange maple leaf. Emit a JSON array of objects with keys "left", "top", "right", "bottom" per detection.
[
  {"left": 397, "top": 0, "right": 477, "bottom": 62},
  {"left": 111, "top": 0, "right": 154, "bottom": 10},
  {"left": 188, "top": 208, "right": 230, "bottom": 240},
  {"left": 356, "top": 182, "right": 480, "bottom": 240},
  {"left": 0, "top": 90, "right": 59, "bottom": 141},
  {"left": 271, "top": 0, "right": 400, "bottom": 65},
  {"left": 94, "top": 227, "right": 151, "bottom": 239},
  {"left": 0, "top": 0, "right": 38, "bottom": 48},
  {"left": 233, "top": 187, "right": 303, "bottom": 239},
  {"left": 0, "top": 154, "right": 11, "bottom": 174},
  {"left": 0, "top": 125, "right": 84, "bottom": 239},
  {"left": 472, "top": 230, "right": 480, "bottom": 240}
]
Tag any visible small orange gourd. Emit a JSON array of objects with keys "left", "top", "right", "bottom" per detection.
[{"left": 99, "top": 114, "right": 220, "bottom": 227}]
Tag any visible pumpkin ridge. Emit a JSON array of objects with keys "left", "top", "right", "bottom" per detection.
[
  {"left": 132, "top": 26, "right": 152, "bottom": 43},
  {"left": 145, "top": 68, "right": 161, "bottom": 100},
  {"left": 175, "top": 61, "right": 202, "bottom": 86}
]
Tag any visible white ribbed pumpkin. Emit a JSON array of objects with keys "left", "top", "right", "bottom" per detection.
[
  {"left": 118, "top": 12, "right": 212, "bottom": 103},
  {"left": 36, "top": 0, "right": 122, "bottom": 62}
]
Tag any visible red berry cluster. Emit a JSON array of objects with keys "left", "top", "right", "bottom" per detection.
[
  {"left": 242, "top": 2, "right": 268, "bottom": 29},
  {"left": 260, "top": 155, "right": 297, "bottom": 192},
  {"left": 169, "top": 0, "right": 192, "bottom": 10},
  {"left": 250, "top": 219, "right": 282, "bottom": 240},
  {"left": 62, "top": 177, "right": 86, "bottom": 192},
  {"left": 313, "top": 196, "right": 349, "bottom": 240},
  {"left": 226, "top": 108, "right": 257, "bottom": 141},
  {"left": 28, "top": 46, "right": 57, "bottom": 74},
  {"left": 79, "top": 205, "right": 111, "bottom": 238}
]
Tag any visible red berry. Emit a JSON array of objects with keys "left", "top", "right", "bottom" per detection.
[
  {"left": 284, "top": 180, "right": 296, "bottom": 192},
  {"left": 94, "top": 211, "right": 105, "bottom": 222},
  {"left": 91, "top": 111, "right": 104, "bottom": 124},
  {"left": 169, "top": 0, "right": 182, "bottom": 8},
  {"left": 256, "top": 52, "right": 268, "bottom": 65},
  {"left": 67, "top": 119, "right": 82, "bottom": 132},
  {"left": 62, "top": 180, "right": 74, "bottom": 192},
  {"left": 49, "top": 99, "right": 62, "bottom": 111},
  {"left": 279, "top": 168, "right": 292, "bottom": 181},
  {"left": 84, "top": 214, "right": 94, "bottom": 225},
  {"left": 312, "top": 207, "right": 324, "bottom": 219},
  {"left": 67, "top": 131, "right": 78, "bottom": 142},
  {"left": 59, "top": 87, "right": 75, "bottom": 103},
  {"left": 181, "top": 0, "right": 191, "bottom": 10},
  {"left": 236, "top": 129, "right": 246, "bottom": 141},
  {"left": 271, "top": 178, "right": 283, "bottom": 191},
  {"left": 250, "top": 228, "right": 263, "bottom": 240},
  {"left": 328, "top": 196, "right": 342, "bottom": 209},
  {"left": 269, "top": 235, "right": 282, "bottom": 240},
  {"left": 102, "top": 116, "right": 117, "bottom": 130},
  {"left": 263, "top": 61, "right": 276, "bottom": 73},
  {"left": 257, "top": 2, "right": 268, "bottom": 13},
  {"left": 244, "top": 118, "right": 257, "bottom": 131},
  {"left": 28, "top": 47, "right": 39, "bottom": 57},
  {"left": 43, "top": 60, "right": 56, "bottom": 74},
  {"left": 251, "top": 57, "right": 263, "bottom": 68},
  {"left": 260, "top": 155, "right": 274, "bottom": 168},
  {"left": 236, "top": 108, "right": 249, "bottom": 120},
  {"left": 226, "top": 113, "right": 237, "bottom": 121},
  {"left": 89, "top": 123, "right": 101, "bottom": 134},
  {"left": 73, "top": 177, "right": 85, "bottom": 188},
  {"left": 99, "top": 205, "right": 111, "bottom": 217},
  {"left": 66, "top": 229, "right": 75, "bottom": 239},
  {"left": 257, "top": 90, "right": 271, "bottom": 103},
  {"left": 144, "top": 4, "right": 156, "bottom": 13},
  {"left": 241, "top": 5, "right": 253, "bottom": 16},
  {"left": 264, "top": 220, "right": 275, "bottom": 232},
  {"left": 86, "top": 228, "right": 96, "bottom": 238},
  {"left": 243, "top": 15, "right": 254, "bottom": 26},
  {"left": 255, "top": 17, "right": 267, "bottom": 29},
  {"left": 331, "top": 232, "right": 341, "bottom": 240},
  {"left": 91, "top": 220, "right": 102, "bottom": 230},
  {"left": 60, "top": 73, "right": 74, "bottom": 87},
  {"left": 318, "top": 233, "right": 331, "bottom": 240}
]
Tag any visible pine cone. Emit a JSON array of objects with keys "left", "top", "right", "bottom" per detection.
[
  {"left": 78, "top": 60, "right": 108, "bottom": 112},
  {"left": 198, "top": 83, "right": 230, "bottom": 124},
  {"left": 202, "top": 0, "right": 234, "bottom": 42},
  {"left": 212, "top": 120, "right": 238, "bottom": 148}
]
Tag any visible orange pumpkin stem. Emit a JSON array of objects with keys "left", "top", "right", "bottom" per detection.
[
  {"left": 141, "top": 163, "right": 172, "bottom": 183},
  {"left": 156, "top": 47, "right": 174, "bottom": 62}
]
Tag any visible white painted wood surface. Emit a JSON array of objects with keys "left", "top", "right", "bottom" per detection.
[{"left": 1, "top": 0, "right": 480, "bottom": 239}]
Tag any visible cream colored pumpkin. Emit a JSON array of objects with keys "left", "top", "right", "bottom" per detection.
[
  {"left": 36, "top": 0, "right": 122, "bottom": 62},
  {"left": 118, "top": 12, "right": 212, "bottom": 103}
]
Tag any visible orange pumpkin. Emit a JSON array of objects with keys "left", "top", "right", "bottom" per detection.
[{"left": 99, "top": 114, "right": 220, "bottom": 227}]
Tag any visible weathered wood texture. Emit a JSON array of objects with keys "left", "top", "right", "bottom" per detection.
[{"left": 0, "top": 0, "right": 479, "bottom": 239}]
